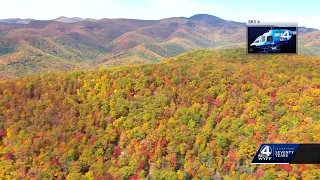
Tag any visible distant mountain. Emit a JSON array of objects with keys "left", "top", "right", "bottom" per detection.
[
  {"left": 0, "top": 14, "right": 319, "bottom": 78},
  {"left": 0, "top": 18, "right": 34, "bottom": 24},
  {"left": 298, "top": 26, "right": 318, "bottom": 35},
  {"left": 298, "top": 30, "right": 320, "bottom": 55},
  {"left": 53, "top": 16, "right": 88, "bottom": 23},
  {"left": 189, "top": 14, "right": 243, "bottom": 26}
]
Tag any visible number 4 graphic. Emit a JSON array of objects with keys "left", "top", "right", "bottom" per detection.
[
  {"left": 281, "top": 30, "right": 291, "bottom": 41},
  {"left": 261, "top": 146, "right": 272, "bottom": 156}
]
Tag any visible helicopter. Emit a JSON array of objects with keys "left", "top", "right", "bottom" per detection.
[{"left": 249, "top": 28, "right": 296, "bottom": 53}]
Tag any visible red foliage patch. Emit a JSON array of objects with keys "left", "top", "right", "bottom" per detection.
[
  {"left": 129, "top": 174, "right": 138, "bottom": 180},
  {"left": 215, "top": 116, "right": 222, "bottom": 124},
  {"left": 3, "top": 151, "right": 14, "bottom": 161},
  {"left": 254, "top": 168, "right": 265, "bottom": 178},
  {"left": 214, "top": 98, "right": 221, "bottom": 107},
  {"left": 75, "top": 132, "right": 84, "bottom": 142},
  {"left": 140, "top": 145, "right": 148, "bottom": 155},
  {"left": 268, "top": 134, "right": 277, "bottom": 141},
  {"left": 248, "top": 73, "right": 254, "bottom": 81},
  {"left": 160, "top": 138, "right": 167, "bottom": 147},
  {"left": 228, "top": 87, "right": 234, "bottom": 94},
  {"left": 247, "top": 118, "right": 256, "bottom": 124},
  {"left": 270, "top": 90, "right": 277, "bottom": 104},
  {"left": 90, "top": 135, "right": 98, "bottom": 145},
  {"left": 108, "top": 118, "right": 116, "bottom": 124},
  {"left": 101, "top": 173, "right": 112, "bottom": 180},
  {"left": 3, "top": 103, "right": 9, "bottom": 109},
  {"left": 170, "top": 155, "right": 177, "bottom": 168},
  {"left": 136, "top": 159, "right": 145, "bottom": 172},
  {"left": 228, "top": 152, "right": 236, "bottom": 161},
  {"left": 222, "top": 161, "right": 232, "bottom": 170},
  {"left": 298, "top": 164, "right": 308, "bottom": 172},
  {"left": 280, "top": 164, "right": 292, "bottom": 173},
  {"left": 270, "top": 90, "right": 277, "bottom": 98},
  {"left": 113, "top": 146, "right": 121, "bottom": 158},
  {"left": 0, "top": 128, "right": 6, "bottom": 138},
  {"left": 255, "top": 132, "right": 262, "bottom": 142},
  {"left": 152, "top": 140, "right": 158, "bottom": 147},
  {"left": 267, "top": 123, "right": 275, "bottom": 132},
  {"left": 50, "top": 157, "right": 58, "bottom": 165},
  {"left": 205, "top": 96, "right": 214, "bottom": 104}
]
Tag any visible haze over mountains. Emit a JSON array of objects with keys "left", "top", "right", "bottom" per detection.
[
  {"left": 0, "top": 14, "right": 319, "bottom": 78},
  {"left": 0, "top": 18, "right": 34, "bottom": 25},
  {"left": 0, "top": 17, "right": 87, "bottom": 24}
]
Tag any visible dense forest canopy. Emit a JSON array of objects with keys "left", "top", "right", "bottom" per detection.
[{"left": 0, "top": 49, "right": 320, "bottom": 179}]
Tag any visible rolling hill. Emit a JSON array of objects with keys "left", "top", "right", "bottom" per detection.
[
  {"left": 0, "top": 14, "right": 319, "bottom": 78},
  {"left": 1, "top": 49, "right": 320, "bottom": 179}
]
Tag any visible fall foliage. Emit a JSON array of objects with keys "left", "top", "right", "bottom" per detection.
[{"left": 0, "top": 49, "right": 320, "bottom": 179}]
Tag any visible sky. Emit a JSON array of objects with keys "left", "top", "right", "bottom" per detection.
[{"left": 1, "top": 0, "right": 320, "bottom": 29}]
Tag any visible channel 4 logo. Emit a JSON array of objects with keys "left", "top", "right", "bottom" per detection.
[{"left": 258, "top": 145, "right": 272, "bottom": 161}]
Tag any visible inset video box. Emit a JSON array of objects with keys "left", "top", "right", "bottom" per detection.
[{"left": 246, "top": 19, "right": 298, "bottom": 54}]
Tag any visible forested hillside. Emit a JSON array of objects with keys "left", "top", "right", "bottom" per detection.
[
  {"left": 0, "top": 14, "right": 244, "bottom": 78},
  {"left": 1, "top": 49, "right": 320, "bottom": 179}
]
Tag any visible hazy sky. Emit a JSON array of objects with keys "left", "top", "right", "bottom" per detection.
[{"left": 1, "top": 0, "right": 320, "bottom": 29}]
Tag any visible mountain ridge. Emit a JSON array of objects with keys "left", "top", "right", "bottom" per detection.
[{"left": 0, "top": 14, "right": 319, "bottom": 78}]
